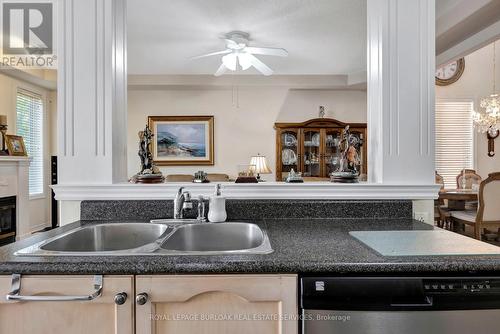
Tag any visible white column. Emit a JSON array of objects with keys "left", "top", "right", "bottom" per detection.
[
  {"left": 16, "top": 158, "right": 30, "bottom": 238},
  {"left": 57, "top": 0, "right": 127, "bottom": 184},
  {"left": 367, "top": 0, "right": 435, "bottom": 184}
]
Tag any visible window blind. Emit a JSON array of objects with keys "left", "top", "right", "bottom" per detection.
[
  {"left": 16, "top": 89, "right": 44, "bottom": 196},
  {"left": 435, "top": 100, "right": 474, "bottom": 189}
]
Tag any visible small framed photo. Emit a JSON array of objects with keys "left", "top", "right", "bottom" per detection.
[
  {"left": 148, "top": 116, "right": 214, "bottom": 166},
  {"left": 5, "top": 135, "right": 27, "bottom": 156}
]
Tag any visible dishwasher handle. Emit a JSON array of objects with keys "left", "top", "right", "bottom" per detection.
[
  {"left": 6, "top": 274, "right": 103, "bottom": 302},
  {"left": 390, "top": 296, "right": 434, "bottom": 307}
]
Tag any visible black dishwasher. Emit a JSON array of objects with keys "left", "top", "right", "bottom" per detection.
[{"left": 301, "top": 276, "right": 500, "bottom": 334}]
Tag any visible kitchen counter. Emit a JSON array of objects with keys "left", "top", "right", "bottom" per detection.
[{"left": 1, "top": 218, "right": 500, "bottom": 275}]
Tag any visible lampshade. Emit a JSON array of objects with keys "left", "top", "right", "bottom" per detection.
[
  {"left": 249, "top": 154, "right": 272, "bottom": 174},
  {"left": 0, "top": 114, "right": 6, "bottom": 126}
]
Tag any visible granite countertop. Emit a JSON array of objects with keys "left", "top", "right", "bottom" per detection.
[{"left": 1, "top": 218, "right": 500, "bottom": 275}]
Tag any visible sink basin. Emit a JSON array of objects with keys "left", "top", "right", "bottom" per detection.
[
  {"left": 39, "top": 223, "right": 169, "bottom": 252},
  {"left": 15, "top": 222, "right": 272, "bottom": 256},
  {"left": 161, "top": 222, "right": 272, "bottom": 254}
]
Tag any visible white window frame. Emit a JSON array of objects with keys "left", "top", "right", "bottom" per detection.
[
  {"left": 435, "top": 98, "right": 476, "bottom": 189},
  {"left": 15, "top": 85, "right": 48, "bottom": 200}
]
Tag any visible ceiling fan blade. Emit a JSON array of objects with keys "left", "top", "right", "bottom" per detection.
[
  {"left": 214, "top": 63, "right": 227, "bottom": 76},
  {"left": 191, "top": 49, "right": 231, "bottom": 60},
  {"left": 246, "top": 54, "right": 273, "bottom": 76},
  {"left": 245, "top": 47, "right": 288, "bottom": 57}
]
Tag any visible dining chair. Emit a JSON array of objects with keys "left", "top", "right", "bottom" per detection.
[
  {"left": 434, "top": 172, "right": 445, "bottom": 227},
  {"left": 456, "top": 169, "right": 482, "bottom": 189},
  {"left": 450, "top": 172, "right": 500, "bottom": 240}
]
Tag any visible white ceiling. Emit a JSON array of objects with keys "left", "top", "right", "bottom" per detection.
[
  {"left": 127, "top": 0, "right": 367, "bottom": 75},
  {"left": 436, "top": 0, "right": 464, "bottom": 19}
]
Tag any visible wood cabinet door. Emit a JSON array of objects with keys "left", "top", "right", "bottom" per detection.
[
  {"left": 276, "top": 129, "right": 301, "bottom": 181},
  {"left": 322, "top": 128, "right": 342, "bottom": 177},
  {"left": 0, "top": 275, "right": 134, "bottom": 334},
  {"left": 136, "top": 274, "right": 298, "bottom": 334},
  {"left": 300, "top": 128, "right": 322, "bottom": 178}
]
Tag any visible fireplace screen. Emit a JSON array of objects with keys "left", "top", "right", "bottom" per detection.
[{"left": 0, "top": 196, "right": 16, "bottom": 246}]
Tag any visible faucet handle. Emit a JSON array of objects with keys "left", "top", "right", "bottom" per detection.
[
  {"left": 181, "top": 191, "right": 192, "bottom": 210},
  {"left": 182, "top": 200, "right": 193, "bottom": 210}
]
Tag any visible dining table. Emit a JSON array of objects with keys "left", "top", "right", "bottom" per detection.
[{"left": 438, "top": 188, "right": 478, "bottom": 210}]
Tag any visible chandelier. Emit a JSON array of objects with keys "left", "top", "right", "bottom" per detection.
[{"left": 473, "top": 41, "right": 500, "bottom": 133}]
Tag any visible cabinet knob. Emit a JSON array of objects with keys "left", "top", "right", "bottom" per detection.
[
  {"left": 114, "top": 292, "right": 128, "bottom": 305},
  {"left": 136, "top": 292, "right": 149, "bottom": 305}
]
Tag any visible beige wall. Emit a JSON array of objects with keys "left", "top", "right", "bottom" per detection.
[
  {"left": 436, "top": 41, "right": 500, "bottom": 178},
  {"left": 0, "top": 73, "right": 55, "bottom": 232},
  {"left": 127, "top": 88, "right": 367, "bottom": 180}
]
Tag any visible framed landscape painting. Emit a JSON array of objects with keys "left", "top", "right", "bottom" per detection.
[{"left": 148, "top": 116, "right": 214, "bottom": 165}]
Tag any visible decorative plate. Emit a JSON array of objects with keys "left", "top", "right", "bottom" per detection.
[
  {"left": 283, "top": 133, "right": 297, "bottom": 147},
  {"left": 282, "top": 148, "right": 297, "bottom": 165}
]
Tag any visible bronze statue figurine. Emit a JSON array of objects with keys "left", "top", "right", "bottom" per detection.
[{"left": 131, "top": 124, "right": 163, "bottom": 183}]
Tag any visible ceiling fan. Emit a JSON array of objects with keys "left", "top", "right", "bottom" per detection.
[{"left": 191, "top": 31, "right": 288, "bottom": 76}]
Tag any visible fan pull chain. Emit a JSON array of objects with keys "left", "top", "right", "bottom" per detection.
[
  {"left": 231, "top": 85, "right": 240, "bottom": 108},
  {"left": 231, "top": 73, "right": 240, "bottom": 108}
]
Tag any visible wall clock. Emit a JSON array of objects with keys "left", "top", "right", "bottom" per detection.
[{"left": 435, "top": 58, "right": 465, "bottom": 86}]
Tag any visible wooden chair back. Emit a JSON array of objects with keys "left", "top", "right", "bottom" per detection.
[
  {"left": 475, "top": 172, "right": 500, "bottom": 239},
  {"left": 456, "top": 169, "right": 481, "bottom": 189},
  {"left": 435, "top": 171, "right": 444, "bottom": 189}
]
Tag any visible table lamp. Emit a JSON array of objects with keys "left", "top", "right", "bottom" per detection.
[
  {"left": 0, "top": 115, "right": 7, "bottom": 155},
  {"left": 249, "top": 153, "right": 272, "bottom": 182}
]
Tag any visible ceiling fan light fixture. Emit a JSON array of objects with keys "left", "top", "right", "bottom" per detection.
[
  {"left": 191, "top": 31, "right": 288, "bottom": 76},
  {"left": 222, "top": 53, "right": 237, "bottom": 71},
  {"left": 238, "top": 53, "right": 252, "bottom": 70}
]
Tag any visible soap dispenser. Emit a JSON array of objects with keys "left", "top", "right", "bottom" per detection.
[{"left": 208, "top": 184, "right": 227, "bottom": 223}]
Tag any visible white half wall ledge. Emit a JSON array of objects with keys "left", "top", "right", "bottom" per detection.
[{"left": 51, "top": 183, "right": 441, "bottom": 201}]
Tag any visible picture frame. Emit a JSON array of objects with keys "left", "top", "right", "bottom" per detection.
[
  {"left": 148, "top": 116, "right": 214, "bottom": 166},
  {"left": 5, "top": 135, "right": 27, "bottom": 156}
]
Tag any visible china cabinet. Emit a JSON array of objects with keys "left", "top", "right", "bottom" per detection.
[{"left": 275, "top": 118, "right": 367, "bottom": 181}]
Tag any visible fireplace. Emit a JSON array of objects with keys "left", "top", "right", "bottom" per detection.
[{"left": 0, "top": 196, "right": 16, "bottom": 246}]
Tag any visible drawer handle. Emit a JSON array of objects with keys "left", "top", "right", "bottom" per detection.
[{"left": 6, "top": 274, "right": 103, "bottom": 302}]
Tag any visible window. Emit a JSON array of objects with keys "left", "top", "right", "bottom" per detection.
[
  {"left": 16, "top": 89, "right": 44, "bottom": 196},
  {"left": 435, "top": 100, "right": 474, "bottom": 189}
]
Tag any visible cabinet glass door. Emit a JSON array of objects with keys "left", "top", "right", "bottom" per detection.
[
  {"left": 280, "top": 130, "right": 299, "bottom": 181},
  {"left": 302, "top": 130, "right": 321, "bottom": 177},
  {"left": 324, "top": 130, "right": 341, "bottom": 176}
]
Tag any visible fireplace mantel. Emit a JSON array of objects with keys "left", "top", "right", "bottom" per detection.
[
  {"left": 0, "top": 156, "right": 31, "bottom": 239},
  {"left": 0, "top": 156, "right": 30, "bottom": 165}
]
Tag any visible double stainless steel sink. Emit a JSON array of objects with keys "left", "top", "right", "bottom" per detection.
[{"left": 15, "top": 221, "right": 273, "bottom": 256}]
